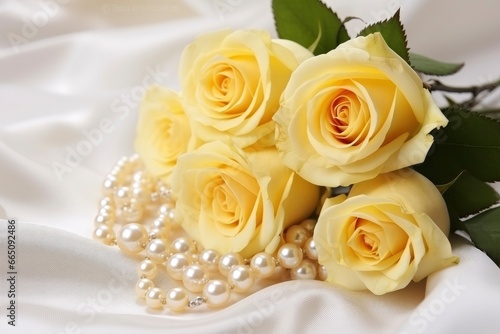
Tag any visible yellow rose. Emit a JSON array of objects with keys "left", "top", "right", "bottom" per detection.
[
  {"left": 134, "top": 85, "right": 196, "bottom": 183},
  {"left": 274, "top": 33, "right": 448, "bottom": 187},
  {"left": 170, "top": 141, "right": 319, "bottom": 259},
  {"left": 180, "top": 29, "right": 313, "bottom": 148},
  {"left": 314, "top": 169, "right": 459, "bottom": 295}
]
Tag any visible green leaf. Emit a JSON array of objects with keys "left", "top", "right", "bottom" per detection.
[
  {"left": 464, "top": 207, "right": 500, "bottom": 266},
  {"left": 272, "top": 0, "right": 349, "bottom": 55},
  {"left": 357, "top": 9, "right": 409, "bottom": 63},
  {"left": 409, "top": 53, "right": 464, "bottom": 76},
  {"left": 442, "top": 171, "right": 500, "bottom": 217},
  {"left": 435, "top": 171, "right": 465, "bottom": 194},
  {"left": 416, "top": 108, "right": 500, "bottom": 183},
  {"left": 415, "top": 108, "right": 500, "bottom": 217}
]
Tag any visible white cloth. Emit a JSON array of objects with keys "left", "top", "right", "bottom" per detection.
[{"left": 1, "top": 0, "right": 500, "bottom": 333}]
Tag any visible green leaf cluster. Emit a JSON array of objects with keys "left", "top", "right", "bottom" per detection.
[
  {"left": 272, "top": 0, "right": 349, "bottom": 55},
  {"left": 273, "top": 0, "right": 500, "bottom": 265},
  {"left": 415, "top": 109, "right": 500, "bottom": 264}
]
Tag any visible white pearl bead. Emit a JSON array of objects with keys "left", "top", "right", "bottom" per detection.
[
  {"left": 135, "top": 278, "right": 154, "bottom": 298},
  {"left": 122, "top": 199, "right": 144, "bottom": 223},
  {"left": 285, "top": 225, "right": 309, "bottom": 247},
  {"left": 102, "top": 176, "right": 118, "bottom": 196},
  {"left": 199, "top": 249, "right": 221, "bottom": 273},
  {"left": 156, "top": 183, "right": 172, "bottom": 199},
  {"left": 166, "top": 287, "right": 189, "bottom": 312},
  {"left": 109, "top": 165, "right": 123, "bottom": 176},
  {"left": 94, "top": 213, "right": 115, "bottom": 227},
  {"left": 203, "top": 280, "right": 231, "bottom": 308},
  {"left": 318, "top": 264, "right": 328, "bottom": 281},
  {"left": 166, "top": 253, "right": 193, "bottom": 280},
  {"left": 146, "top": 287, "right": 166, "bottom": 309},
  {"left": 99, "top": 196, "right": 115, "bottom": 208},
  {"left": 145, "top": 239, "right": 169, "bottom": 264},
  {"left": 304, "top": 237, "right": 318, "bottom": 260},
  {"left": 116, "top": 155, "right": 130, "bottom": 168},
  {"left": 158, "top": 202, "right": 175, "bottom": 216},
  {"left": 152, "top": 214, "right": 173, "bottom": 231},
  {"left": 228, "top": 265, "right": 255, "bottom": 293},
  {"left": 99, "top": 205, "right": 116, "bottom": 218},
  {"left": 114, "top": 186, "right": 130, "bottom": 206},
  {"left": 117, "top": 223, "right": 148, "bottom": 254},
  {"left": 133, "top": 171, "right": 154, "bottom": 191},
  {"left": 92, "top": 225, "right": 115, "bottom": 245},
  {"left": 300, "top": 219, "right": 316, "bottom": 236},
  {"left": 171, "top": 237, "right": 196, "bottom": 254},
  {"left": 250, "top": 252, "right": 276, "bottom": 279},
  {"left": 131, "top": 184, "right": 151, "bottom": 204},
  {"left": 138, "top": 259, "right": 158, "bottom": 279},
  {"left": 277, "top": 243, "right": 303, "bottom": 269},
  {"left": 182, "top": 264, "right": 209, "bottom": 292},
  {"left": 290, "top": 259, "right": 317, "bottom": 280},
  {"left": 218, "top": 252, "right": 244, "bottom": 276}
]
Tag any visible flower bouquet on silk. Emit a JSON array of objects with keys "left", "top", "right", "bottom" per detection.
[{"left": 91, "top": 0, "right": 500, "bottom": 310}]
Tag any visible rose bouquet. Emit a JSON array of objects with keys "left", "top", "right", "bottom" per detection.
[{"left": 92, "top": 0, "right": 500, "bottom": 309}]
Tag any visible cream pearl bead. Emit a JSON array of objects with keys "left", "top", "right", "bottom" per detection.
[
  {"left": 93, "top": 225, "right": 116, "bottom": 245},
  {"left": 99, "top": 196, "right": 115, "bottom": 208},
  {"left": 300, "top": 219, "right": 316, "bottom": 236},
  {"left": 145, "top": 239, "right": 169, "bottom": 264},
  {"left": 152, "top": 214, "right": 173, "bottom": 231},
  {"left": 116, "top": 155, "right": 130, "bottom": 168},
  {"left": 228, "top": 265, "right": 255, "bottom": 293},
  {"left": 117, "top": 223, "right": 148, "bottom": 254},
  {"left": 131, "top": 184, "right": 151, "bottom": 204},
  {"left": 166, "top": 253, "right": 193, "bottom": 280},
  {"left": 138, "top": 259, "right": 158, "bottom": 279},
  {"left": 318, "top": 264, "right": 328, "bottom": 281},
  {"left": 171, "top": 237, "right": 196, "bottom": 254},
  {"left": 218, "top": 252, "right": 244, "bottom": 277},
  {"left": 133, "top": 170, "right": 152, "bottom": 184},
  {"left": 145, "top": 287, "right": 166, "bottom": 309},
  {"left": 290, "top": 259, "right": 317, "bottom": 280},
  {"left": 203, "top": 280, "right": 231, "bottom": 308},
  {"left": 99, "top": 205, "right": 115, "bottom": 217},
  {"left": 199, "top": 249, "right": 221, "bottom": 273},
  {"left": 304, "top": 237, "right": 318, "bottom": 260},
  {"left": 135, "top": 278, "right": 154, "bottom": 299},
  {"left": 277, "top": 243, "right": 303, "bottom": 269},
  {"left": 114, "top": 186, "right": 130, "bottom": 206},
  {"left": 108, "top": 165, "right": 123, "bottom": 177},
  {"left": 182, "top": 264, "right": 209, "bottom": 292},
  {"left": 122, "top": 199, "right": 144, "bottom": 223},
  {"left": 285, "top": 225, "right": 309, "bottom": 247},
  {"left": 158, "top": 202, "right": 175, "bottom": 216},
  {"left": 94, "top": 213, "right": 115, "bottom": 227},
  {"left": 250, "top": 252, "right": 276, "bottom": 279},
  {"left": 102, "top": 176, "right": 119, "bottom": 196},
  {"left": 166, "top": 287, "right": 189, "bottom": 312}
]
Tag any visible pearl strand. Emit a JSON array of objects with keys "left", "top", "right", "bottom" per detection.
[{"left": 92, "top": 155, "right": 328, "bottom": 312}]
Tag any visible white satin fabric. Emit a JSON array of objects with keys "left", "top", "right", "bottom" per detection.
[{"left": 1, "top": 0, "right": 500, "bottom": 333}]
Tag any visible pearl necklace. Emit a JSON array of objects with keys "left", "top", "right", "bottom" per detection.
[{"left": 92, "top": 154, "right": 327, "bottom": 312}]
